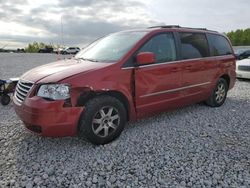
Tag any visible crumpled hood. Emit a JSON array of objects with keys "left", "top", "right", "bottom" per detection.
[{"left": 21, "top": 58, "right": 112, "bottom": 83}]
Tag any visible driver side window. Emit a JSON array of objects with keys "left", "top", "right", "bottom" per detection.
[{"left": 138, "top": 33, "right": 177, "bottom": 63}]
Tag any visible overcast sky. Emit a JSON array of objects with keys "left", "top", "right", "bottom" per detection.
[{"left": 0, "top": 0, "right": 249, "bottom": 49}]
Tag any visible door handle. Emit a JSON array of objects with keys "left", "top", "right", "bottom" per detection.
[
  {"left": 170, "top": 67, "right": 180, "bottom": 72},
  {"left": 185, "top": 65, "right": 192, "bottom": 70}
]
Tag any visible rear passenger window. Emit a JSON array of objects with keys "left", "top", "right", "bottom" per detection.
[
  {"left": 207, "top": 34, "right": 233, "bottom": 56},
  {"left": 138, "top": 33, "right": 177, "bottom": 63},
  {"left": 179, "top": 33, "right": 209, "bottom": 59}
]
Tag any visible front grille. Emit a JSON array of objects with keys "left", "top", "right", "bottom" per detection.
[
  {"left": 15, "top": 80, "right": 34, "bottom": 103},
  {"left": 238, "top": 65, "right": 250, "bottom": 72}
]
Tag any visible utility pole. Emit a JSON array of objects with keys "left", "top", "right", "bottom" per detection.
[{"left": 61, "top": 16, "right": 64, "bottom": 47}]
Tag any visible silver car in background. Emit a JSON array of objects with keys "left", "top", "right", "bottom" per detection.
[{"left": 236, "top": 57, "right": 250, "bottom": 79}]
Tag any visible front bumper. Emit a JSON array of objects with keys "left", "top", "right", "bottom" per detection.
[
  {"left": 236, "top": 70, "right": 250, "bottom": 79},
  {"left": 13, "top": 96, "right": 83, "bottom": 137}
]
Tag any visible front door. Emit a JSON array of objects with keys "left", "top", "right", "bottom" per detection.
[{"left": 134, "top": 33, "right": 183, "bottom": 118}]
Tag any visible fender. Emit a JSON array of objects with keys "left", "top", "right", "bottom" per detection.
[
  {"left": 64, "top": 69, "right": 137, "bottom": 121},
  {"left": 212, "top": 55, "right": 236, "bottom": 89}
]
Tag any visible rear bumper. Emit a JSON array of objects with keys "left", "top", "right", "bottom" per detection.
[{"left": 14, "top": 96, "right": 83, "bottom": 137}]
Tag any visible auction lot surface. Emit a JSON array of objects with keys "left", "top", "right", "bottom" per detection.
[{"left": 0, "top": 53, "right": 250, "bottom": 187}]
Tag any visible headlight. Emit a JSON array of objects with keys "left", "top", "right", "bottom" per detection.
[{"left": 37, "top": 84, "right": 70, "bottom": 100}]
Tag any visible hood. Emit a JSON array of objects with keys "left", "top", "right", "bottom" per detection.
[
  {"left": 21, "top": 58, "right": 112, "bottom": 83},
  {"left": 236, "top": 58, "right": 250, "bottom": 66}
]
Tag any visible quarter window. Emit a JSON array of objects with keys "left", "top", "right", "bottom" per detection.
[
  {"left": 138, "top": 33, "right": 177, "bottom": 63},
  {"left": 207, "top": 34, "right": 233, "bottom": 56},
  {"left": 179, "top": 33, "right": 209, "bottom": 59}
]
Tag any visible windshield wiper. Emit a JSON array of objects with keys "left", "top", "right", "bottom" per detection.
[{"left": 76, "top": 57, "right": 99, "bottom": 62}]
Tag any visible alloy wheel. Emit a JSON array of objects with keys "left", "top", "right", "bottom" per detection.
[
  {"left": 215, "top": 83, "right": 226, "bottom": 103},
  {"left": 91, "top": 106, "right": 120, "bottom": 138}
]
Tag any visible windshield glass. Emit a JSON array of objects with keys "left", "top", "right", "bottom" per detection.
[
  {"left": 235, "top": 49, "right": 250, "bottom": 54},
  {"left": 75, "top": 31, "right": 147, "bottom": 62}
]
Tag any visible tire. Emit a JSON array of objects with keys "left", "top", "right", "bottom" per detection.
[
  {"left": 78, "top": 95, "right": 127, "bottom": 145},
  {"left": 1, "top": 94, "right": 11, "bottom": 105},
  {"left": 205, "top": 78, "right": 228, "bottom": 107}
]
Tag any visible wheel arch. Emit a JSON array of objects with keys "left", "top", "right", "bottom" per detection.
[
  {"left": 220, "top": 74, "right": 230, "bottom": 87},
  {"left": 76, "top": 90, "right": 131, "bottom": 121}
]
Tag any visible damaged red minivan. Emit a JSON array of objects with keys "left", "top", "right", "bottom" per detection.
[{"left": 14, "top": 26, "right": 236, "bottom": 144}]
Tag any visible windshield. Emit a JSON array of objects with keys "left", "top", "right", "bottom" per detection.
[
  {"left": 235, "top": 49, "right": 250, "bottom": 54},
  {"left": 234, "top": 49, "right": 243, "bottom": 54},
  {"left": 75, "top": 31, "right": 147, "bottom": 62}
]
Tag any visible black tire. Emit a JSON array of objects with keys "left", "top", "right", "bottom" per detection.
[
  {"left": 1, "top": 94, "right": 11, "bottom": 105},
  {"left": 78, "top": 95, "right": 127, "bottom": 145},
  {"left": 205, "top": 78, "right": 228, "bottom": 107}
]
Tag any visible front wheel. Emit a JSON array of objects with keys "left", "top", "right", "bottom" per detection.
[
  {"left": 206, "top": 78, "right": 228, "bottom": 107},
  {"left": 78, "top": 96, "right": 127, "bottom": 145}
]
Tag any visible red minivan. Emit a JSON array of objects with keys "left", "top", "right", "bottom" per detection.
[{"left": 14, "top": 26, "right": 236, "bottom": 144}]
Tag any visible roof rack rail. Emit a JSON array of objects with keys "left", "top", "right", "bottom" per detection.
[
  {"left": 181, "top": 26, "right": 207, "bottom": 30},
  {"left": 148, "top": 25, "right": 214, "bottom": 31},
  {"left": 148, "top": 25, "right": 181, "bottom": 29}
]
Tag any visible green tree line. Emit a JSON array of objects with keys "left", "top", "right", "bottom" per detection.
[
  {"left": 25, "top": 42, "right": 50, "bottom": 53},
  {"left": 25, "top": 42, "right": 59, "bottom": 53},
  {"left": 226, "top": 28, "right": 250, "bottom": 46}
]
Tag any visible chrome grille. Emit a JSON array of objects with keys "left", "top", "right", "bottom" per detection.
[
  {"left": 15, "top": 80, "right": 33, "bottom": 103},
  {"left": 238, "top": 65, "right": 250, "bottom": 72}
]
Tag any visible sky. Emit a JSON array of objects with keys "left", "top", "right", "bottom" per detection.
[{"left": 0, "top": 0, "right": 249, "bottom": 49}]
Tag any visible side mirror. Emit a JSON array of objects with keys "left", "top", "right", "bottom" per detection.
[{"left": 136, "top": 52, "right": 156, "bottom": 65}]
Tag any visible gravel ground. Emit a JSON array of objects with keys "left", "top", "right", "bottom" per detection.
[{"left": 0, "top": 53, "right": 250, "bottom": 187}]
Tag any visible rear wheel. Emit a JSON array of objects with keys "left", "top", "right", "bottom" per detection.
[
  {"left": 1, "top": 94, "right": 11, "bottom": 105},
  {"left": 78, "top": 95, "right": 127, "bottom": 145},
  {"left": 206, "top": 78, "right": 228, "bottom": 107}
]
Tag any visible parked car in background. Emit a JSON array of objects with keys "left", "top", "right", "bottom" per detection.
[
  {"left": 38, "top": 46, "right": 54, "bottom": 53},
  {"left": 53, "top": 47, "right": 64, "bottom": 54},
  {"left": 61, "top": 47, "right": 80, "bottom": 54},
  {"left": 236, "top": 57, "right": 250, "bottom": 79},
  {"left": 235, "top": 49, "right": 250, "bottom": 60},
  {"left": 0, "top": 78, "right": 19, "bottom": 105},
  {"left": 13, "top": 25, "right": 236, "bottom": 144}
]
